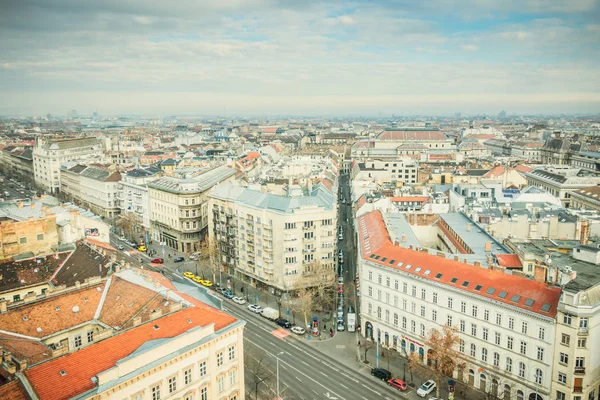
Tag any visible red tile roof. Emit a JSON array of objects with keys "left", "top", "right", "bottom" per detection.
[
  {"left": 496, "top": 254, "right": 523, "bottom": 268},
  {"left": 485, "top": 166, "right": 506, "bottom": 178},
  {"left": 391, "top": 196, "right": 429, "bottom": 203},
  {"left": 0, "top": 380, "right": 29, "bottom": 400},
  {"left": 515, "top": 164, "right": 533, "bottom": 173},
  {"left": 25, "top": 306, "right": 237, "bottom": 400},
  {"left": 358, "top": 210, "right": 561, "bottom": 317},
  {"left": 86, "top": 238, "right": 115, "bottom": 251},
  {"left": 377, "top": 130, "right": 447, "bottom": 141}
]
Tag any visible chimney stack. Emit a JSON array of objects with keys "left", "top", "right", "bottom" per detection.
[
  {"left": 466, "top": 223, "right": 471, "bottom": 232},
  {"left": 580, "top": 220, "right": 590, "bottom": 245},
  {"left": 484, "top": 241, "right": 492, "bottom": 252},
  {"left": 401, "top": 234, "right": 406, "bottom": 243},
  {"left": 18, "top": 202, "right": 23, "bottom": 210},
  {"left": 0, "top": 300, "right": 7, "bottom": 313}
]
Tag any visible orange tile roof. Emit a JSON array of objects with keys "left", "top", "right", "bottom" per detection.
[
  {"left": 377, "top": 130, "right": 447, "bottom": 141},
  {"left": 0, "top": 332, "right": 53, "bottom": 364},
  {"left": 358, "top": 210, "right": 561, "bottom": 317},
  {"left": 0, "top": 284, "right": 105, "bottom": 338},
  {"left": 25, "top": 306, "right": 237, "bottom": 400},
  {"left": 485, "top": 165, "right": 506, "bottom": 178},
  {"left": 247, "top": 151, "right": 261, "bottom": 160},
  {"left": 515, "top": 164, "right": 533, "bottom": 173},
  {"left": 390, "top": 196, "right": 429, "bottom": 203},
  {"left": 86, "top": 238, "right": 115, "bottom": 251},
  {"left": 0, "top": 380, "right": 28, "bottom": 400},
  {"left": 496, "top": 254, "right": 523, "bottom": 268}
]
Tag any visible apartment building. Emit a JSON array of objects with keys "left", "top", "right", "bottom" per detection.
[
  {"left": 358, "top": 210, "right": 561, "bottom": 400},
  {"left": 0, "top": 146, "right": 34, "bottom": 183},
  {"left": 0, "top": 269, "right": 244, "bottom": 400},
  {"left": 352, "top": 158, "right": 419, "bottom": 185},
  {"left": 208, "top": 179, "right": 337, "bottom": 293},
  {"left": 524, "top": 169, "right": 600, "bottom": 208},
  {"left": 570, "top": 152, "right": 600, "bottom": 173},
  {"left": 32, "top": 137, "right": 103, "bottom": 194},
  {"left": 117, "top": 166, "right": 162, "bottom": 230},
  {"left": 148, "top": 165, "right": 235, "bottom": 252},
  {"left": 60, "top": 164, "right": 121, "bottom": 220}
]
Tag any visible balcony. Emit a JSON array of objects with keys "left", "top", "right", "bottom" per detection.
[
  {"left": 574, "top": 367, "right": 586, "bottom": 374},
  {"left": 578, "top": 327, "right": 588, "bottom": 336},
  {"left": 303, "top": 225, "right": 314, "bottom": 230},
  {"left": 574, "top": 386, "right": 583, "bottom": 393}
]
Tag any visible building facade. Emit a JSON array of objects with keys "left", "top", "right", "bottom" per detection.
[
  {"left": 32, "top": 137, "right": 103, "bottom": 194},
  {"left": 117, "top": 167, "right": 162, "bottom": 230},
  {"left": 525, "top": 169, "right": 600, "bottom": 208}
]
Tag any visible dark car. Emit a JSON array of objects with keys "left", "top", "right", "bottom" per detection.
[
  {"left": 173, "top": 256, "right": 185, "bottom": 263},
  {"left": 371, "top": 368, "right": 392, "bottom": 381},
  {"left": 275, "top": 318, "right": 291, "bottom": 328}
]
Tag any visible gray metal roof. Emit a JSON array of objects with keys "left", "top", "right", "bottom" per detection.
[
  {"left": 210, "top": 181, "right": 335, "bottom": 213},
  {"left": 440, "top": 212, "right": 508, "bottom": 255},
  {"left": 148, "top": 165, "right": 235, "bottom": 194}
]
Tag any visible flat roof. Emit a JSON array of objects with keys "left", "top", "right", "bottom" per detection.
[{"left": 439, "top": 213, "right": 508, "bottom": 255}]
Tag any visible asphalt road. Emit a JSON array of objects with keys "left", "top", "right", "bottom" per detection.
[{"left": 223, "top": 300, "right": 403, "bottom": 400}]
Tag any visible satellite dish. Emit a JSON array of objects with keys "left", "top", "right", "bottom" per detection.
[{"left": 72, "top": 306, "right": 80, "bottom": 313}]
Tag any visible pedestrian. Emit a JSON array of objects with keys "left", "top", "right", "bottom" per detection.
[{"left": 324, "top": 323, "right": 326, "bottom": 331}]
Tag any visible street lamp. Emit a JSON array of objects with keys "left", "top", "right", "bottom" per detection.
[{"left": 276, "top": 351, "right": 285, "bottom": 398}]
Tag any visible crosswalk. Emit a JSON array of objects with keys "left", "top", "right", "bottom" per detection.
[{"left": 272, "top": 328, "right": 290, "bottom": 339}]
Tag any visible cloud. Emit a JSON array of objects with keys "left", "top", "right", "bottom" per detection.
[{"left": 460, "top": 44, "right": 479, "bottom": 51}]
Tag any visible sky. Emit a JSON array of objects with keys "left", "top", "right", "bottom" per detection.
[{"left": 1, "top": 0, "right": 599, "bottom": 117}]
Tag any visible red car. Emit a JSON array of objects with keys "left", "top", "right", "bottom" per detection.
[
  {"left": 151, "top": 258, "right": 164, "bottom": 264},
  {"left": 387, "top": 378, "right": 408, "bottom": 391}
]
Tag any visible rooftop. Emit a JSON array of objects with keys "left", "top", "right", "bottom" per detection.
[
  {"left": 376, "top": 128, "right": 447, "bottom": 141},
  {"left": 51, "top": 243, "right": 112, "bottom": 287},
  {"left": 148, "top": 165, "right": 235, "bottom": 194},
  {"left": 0, "top": 252, "right": 70, "bottom": 294},
  {"left": 439, "top": 213, "right": 508, "bottom": 255}
]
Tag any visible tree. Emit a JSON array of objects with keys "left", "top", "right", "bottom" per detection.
[
  {"left": 293, "top": 287, "right": 315, "bottom": 331},
  {"left": 358, "top": 337, "right": 375, "bottom": 362},
  {"left": 116, "top": 212, "right": 140, "bottom": 240},
  {"left": 409, "top": 324, "right": 461, "bottom": 398},
  {"left": 245, "top": 347, "right": 274, "bottom": 400},
  {"left": 199, "top": 235, "right": 220, "bottom": 284}
]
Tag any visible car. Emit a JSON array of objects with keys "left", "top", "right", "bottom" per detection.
[
  {"left": 370, "top": 368, "right": 392, "bottom": 381},
  {"left": 338, "top": 276, "right": 344, "bottom": 285},
  {"left": 117, "top": 245, "right": 124, "bottom": 250},
  {"left": 151, "top": 258, "right": 164, "bottom": 264},
  {"left": 173, "top": 256, "right": 185, "bottom": 262},
  {"left": 217, "top": 287, "right": 228, "bottom": 295},
  {"left": 337, "top": 321, "right": 345, "bottom": 331},
  {"left": 338, "top": 233, "right": 343, "bottom": 240},
  {"left": 387, "top": 378, "right": 408, "bottom": 391},
  {"left": 232, "top": 296, "right": 246, "bottom": 305},
  {"left": 193, "top": 276, "right": 204, "bottom": 284},
  {"left": 247, "top": 304, "right": 263, "bottom": 313},
  {"left": 275, "top": 318, "right": 291, "bottom": 328},
  {"left": 201, "top": 279, "right": 213, "bottom": 287},
  {"left": 138, "top": 245, "right": 147, "bottom": 252},
  {"left": 223, "top": 291, "right": 234, "bottom": 299},
  {"left": 190, "top": 252, "right": 201, "bottom": 260},
  {"left": 416, "top": 380, "right": 437, "bottom": 397},
  {"left": 119, "top": 236, "right": 126, "bottom": 241},
  {"left": 183, "top": 271, "right": 194, "bottom": 278},
  {"left": 291, "top": 326, "right": 306, "bottom": 335},
  {"left": 338, "top": 284, "right": 343, "bottom": 294}
]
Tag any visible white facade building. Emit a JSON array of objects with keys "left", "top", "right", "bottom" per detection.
[
  {"left": 117, "top": 167, "right": 162, "bottom": 230},
  {"left": 33, "top": 137, "right": 103, "bottom": 194},
  {"left": 358, "top": 210, "right": 562, "bottom": 400}
]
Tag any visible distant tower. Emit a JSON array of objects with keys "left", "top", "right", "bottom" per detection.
[{"left": 498, "top": 110, "right": 507, "bottom": 120}]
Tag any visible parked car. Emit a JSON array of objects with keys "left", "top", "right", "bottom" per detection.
[
  {"left": 223, "top": 291, "right": 234, "bottom": 299},
  {"left": 151, "top": 258, "right": 164, "bottom": 264},
  {"left": 291, "top": 326, "right": 306, "bottom": 335},
  {"left": 387, "top": 378, "right": 408, "bottom": 391},
  {"left": 138, "top": 245, "right": 147, "bottom": 252},
  {"left": 232, "top": 296, "right": 246, "bottom": 305},
  {"left": 183, "top": 271, "right": 194, "bottom": 278},
  {"left": 247, "top": 304, "right": 262, "bottom": 313},
  {"left": 416, "top": 380, "right": 437, "bottom": 397},
  {"left": 338, "top": 276, "right": 344, "bottom": 285},
  {"left": 190, "top": 252, "right": 201, "bottom": 260},
  {"left": 370, "top": 368, "right": 392, "bottom": 381},
  {"left": 193, "top": 276, "right": 204, "bottom": 284},
  {"left": 201, "top": 279, "right": 213, "bottom": 287},
  {"left": 119, "top": 236, "right": 126, "bottom": 241},
  {"left": 173, "top": 256, "right": 184, "bottom": 263},
  {"left": 275, "top": 318, "right": 291, "bottom": 328},
  {"left": 117, "top": 245, "right": 124, "bottom": 250},
  {"left": 336, "top": 321, "right": 345, "bottom": 331}
]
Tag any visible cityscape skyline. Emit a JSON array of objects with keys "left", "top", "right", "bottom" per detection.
[{"left": 1, "top": 0, "right": 599, "bottom": 115}]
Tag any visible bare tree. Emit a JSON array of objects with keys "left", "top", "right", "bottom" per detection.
[
  {"left": 116, "top": 212, "right": 139, "bottom": 241},
  {"left": 245, "top": 347, "right": 274, "bottom": 400},
  {"left": 293, "top": 287, "right": 315, "bottom": 330},
  {"left": 358, "top": 337, "right": 375, "bottom": 362},
  {"left": 408, "top": 324, "right": 461, "bottom": 398},
  {"left": 199, "top": 235, "right": 220, "bottom": 284}
]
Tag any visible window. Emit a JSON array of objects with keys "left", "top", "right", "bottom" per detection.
[
  {"left": 420, "top": 306, "right": 425, "bottom": 317},
  {"left": 421, "top": 288, "right": 426, "bottom": 299},
  {"left": 577, "top": 338, "right": 586, "bottom": 348},
  {"left": 394, "top": 313, "right": 398, "bottom": 326},
  {"left": 518, "top": 362, "right": 526, "bottom": 378},
  {"left": 199, "top": 361, "right": 207, "bottom": 376},
  {"left": 556, "top": 391, "right": 566, "bottom": 400},
  {"left": 385, "top": 309, "right": 390, "bottom": 322},
  {"left": 509, "top": 317, "right": 515, "bottom": 330},
  {"left": 217, "top": 351, "right": 224, "bottom": 366},
  {"left": 482, "top": 328, "right": 489, "bottom": 341},
  {"left": 403, "top": 282, "right": 407, "bottom": 293},
  {"left": 411, "top": 302, "right": 415, "bottom": 314},
  {"left": 37, "top": 233, "right": 44, "bottom": 241},
  {"left": 368, "top": 271, "right": 372, "bottom": 281},
  {"left": 402, "top": 299, "right": 407, "bottom": 310},
  {"left": 200, "top": 387, "right": 208, "bottom": 400},
  {"left": 448, "top": 298, "right": 453, "bottom": 308},
  {"left": 470, "top": 343, "right": 476, "bottom": 357},
  {"left": 558, "top": 372, "right": 566, "bottom": 384},
  {"left": 471, "top": 324, "right": 477, "bottom": 336},
  {"left": 420, "top": 323, "right": 425, "bottom": 336},
  {"left": 537, "top": 347, "right": 544, "bottom": 361},
  {"left": 496, "top": 314, "right": 502, "bottom": 326},
  {"left": 285, "top": 222, "right": 296, "bottom": 229},
  {"left": 484, "top": 309, "right": 489, "bottom": 321},
  {"left": 230, "top": 369, "right": 237, "bottom": 385},
  {"left": 520, "top": 341, "right": 527, "bottom": 355},
  {"left": 386, "top": 277, "right": 390, "bottom": 287},
  {"left": 559, "top": 353, "right": 569, "bottom": 365},
  {"left": 447, "top": 315, "right": 453, "bottom": 327},
  {"left": 411, "top": 285, "right": 416, "bottom": 296},
  {"left": 378, "top": 275, "right": 382, "bottom": 284},
  {"left": 402, "top": 317, "right": 407, "bottom": 329},
  {"left": 394, "top": 280, "right": 399, "bottom": 290},
  {"left": 377, "top": 307, "right": 382, "bottom": 319},
  {"left": 459, "top": 339, "right": 465, "bottom": 353},
  {"left": 368, "top": 303, "right": 372, "bottom": 315},
  {"left": 472, "top": 305, "right": 478, "bottom": 318},
  {"left": 19, "top": 237, "right": 27, "bottom": 244},
  {"left": 411, "top": 320, "right": 416, "bottom": 333},
  {"left": 534, "top": 369, "right": 542, "bottom": 385},
  {"left": 184, "top": 368, "right": 192, "bottom": 385},
  {"left": 563, "top": 314, "right": 572, "bottom": 325},
  {"left": 507, "top": 336, "right": 513, "bottom": 350},
  {"left": 229, "top": 345, "right": 236, "bottom": 360},
  {"left": 152, "top": 385, "right": 161, "bottom": 400},
  {"left": 433, "top": 292, "right": 438, "bottom": 304},
  {"left": 218, "top": 375, "right": 224, "bottom": 392},
  {"left": 481, "top": 348, "right": 488, "bottom": 362},
  {"left": 74, "top": 335, "right": 82, "bottom": 347},
  {"left": 460, "top": 320, "right": 466, "bottom": 333},
  {"left": 460, "top": 301, "right": 466, "bottom": 313},
  {"left": 522, "top": 321, "right": 528, "bottom": 335},
  {"left": 169, "top": 376, "right": 177, "bottom": 393},
  {"left": 394, "top": 296, "right": 398, "bottom": 307},
  {"left": 493, "top": 352, "right": 500, "bottom": 367},
  {"left": 494, "top": 332, "right": 501, "bottom": 345},
  {"left": 368, "top": 287, "right": 372, "bottom": 297},
  {"left": 561, "top": 333, "right": 570, "bottom": 346},
  {"left": 87, "top": 331, "right": 94, "bottom": 343},
  {"left": 538, "top": 327, "right": 545, "bottom": 340},
  {"left": 505, "top": 357, "right": 512, "bottom": 373},
  {"left": 575, "top": 357, "right": 585, "bottom": 368},
  {"left": 432, "top": 310, "right": 437, "bottom": 322}
]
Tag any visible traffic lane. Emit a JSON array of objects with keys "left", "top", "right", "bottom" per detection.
[{"left": 226, "top": 304, "right": 399, "bottom": 400}]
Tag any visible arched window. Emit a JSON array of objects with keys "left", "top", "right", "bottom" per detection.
[
  {"left": 505, "top": 357, "right": 513, "bottom": 373},
  {"left": 519, "top": 362, "right": 526, "bottom": 378},
  {"left": 493, "top": 352, "right": 500, "bottom": 367},
  {"left": 402, "top": 316, "right": 407, "bottom": 329},
  {"left": 504, "top": 384, "right": 511, "bottom": 399},
  {"left": 534, "top": 368, "right": 543, "bottom": 385},
  {"left": 393, "top": 313, "right": 398, "bottom": 326},
  {"left": 516, "top": 390, "right": 524, "bottom": 400},
  {"left": 479, "top": 373, "right": 487, "bottom": 391}
]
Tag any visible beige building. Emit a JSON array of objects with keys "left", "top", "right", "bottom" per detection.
[
  {"left": 148, "top": 165, "right": 236, "bottom": 252},
  {"left": 32, "top": 137, "right": 103, "bottom": 194},
  {"left": 209, "top": 179, "right": 338, "bottom": 293}
]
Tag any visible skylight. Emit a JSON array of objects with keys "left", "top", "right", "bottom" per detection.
[
  {"left": 415, "top": 267, "right": 422, "bottom": 272},
  {"left": 511, "top": 295, "right": 521, "bottom": 303},
  {"left": 389, "top": 259, "right": 395, "bottom": 264},
  {"left": 397, "top": 262, "right": 404, "bottom": 267},
  {"left": 435, "top": 273, "right": 443, "bottom": 279},
  {"left": 374, "top": 255, "right": 381, "bottom": 260},
  {"left": 450, "top": 277, "right": 458, "bottom": 283},
  {"left": 541, "top": 303, "right": 551, "bottom": 312},
  {"left": 498, "top": 291, "right": 508, "bottom": 299},
  {"left": 405, "top": 264, "right": 412, "bottom": 269},
  {"left": 524, "top": 299, "right": 534, "bottom": 307},
  {"left": 381, "top": 257, "right": 387, "bottom": 262},
  {"left": 462, "top": 281, "right": 470, "bottom": 287},
  {"left": 369, "top": 254, "right": 376, "bottom": 259},
  {"left": 424, "top": 270, "right": 431, "bottom": 275},
  {"left": 486, "top": 288, "right": 496, "bottom": 295},
  {"left": 474, "top": 285, "right": 482, "bottom": 291}
]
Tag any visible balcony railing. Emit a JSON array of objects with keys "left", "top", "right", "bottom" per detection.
[
  {"left": 574, "top": 386, "right": 583, "bottom": 393},
  {"left": 578, "top": 327, "right": 589, "bottom": 336},
  {"left": 574, "top": 366, "right": 586, "bottom": 374}
]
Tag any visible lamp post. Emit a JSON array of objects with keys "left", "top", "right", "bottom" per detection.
[{"left": 276, "top": 351, "right": 285, "bottom": 398}]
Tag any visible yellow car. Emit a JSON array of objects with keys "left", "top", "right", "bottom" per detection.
[
  {"left": 183, "top": 272, "right": 194, "bottom": 279},
  {"left": 193, "top": 276, "right": 204, "bottom": 284},
  {"left": 138, "top": 245, "right": 147, "bottom": 252},
  {"left": 201, "top": 280, "right": 213, "bottom": 287}
]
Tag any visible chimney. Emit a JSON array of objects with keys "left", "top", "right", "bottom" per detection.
[
  {"left": 454, "top": 255, "right": 459, "bottom": 261},
  {"left": 75, "top": 281, "right": 80, "bottom": 289},
  {"left": 19, "top": 359, "right": 27, "bottom": 371},
  {"left": 484, "top": 241, "right": 492, "bottom": 252},
  {"left": 18, "top": 202, "right": 23, "bottom": 209},
  {"left": 474, "top": 261, "right": 481, "bottom": 267},
  {"left": 580, "top": 220, "right": 589, "bottom": 245},
  {"left": 132, "top": 316, "right": 142, "bottom": 326},
  {"left": 401, "top": 234, "right": 406, "bottom": 243},
  {"left": 486, "top": 254, "right": 493, "bottom": 265},
  {"left": 3, "top": 351, "right": 11, "bottom": 363},
  {"left": 0, "top": 300, "right": 7, "bottom": 313},
  {"left": 437, "top": 251, "right": 445, "bottom": 258},
  {"left": 466, "top": 223, "right": 471, "bottom": 232}
]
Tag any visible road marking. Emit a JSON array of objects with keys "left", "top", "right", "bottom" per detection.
[
  {"left": 295, "top": 376, "right": 302, "bottom": 382},
  {"left": 361, "top": 384, "right": 381, "bottom": 395},
  {"left": 339, "top": 383, "right": 348, "bottom": 389},
  {"left": 339, "top": 372, "right": 359, "bottom": 383},
  {"left": 301, "top": 360, "right": 309, "bottom": 366},
  {"left": 312, "top": 390, "right": 319, "bottom": 395},
  {"left": 245, "top": 338, "right": 346, "bottom": 400},
  {"left": 320, "top": 371, "right": 329, "bottom": 378},
  {"left": 281, "top": 364, "right": 287, "bottom": 370},
  {"left": 325, "top": 393, "right": 338, "bottom": 399}
]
